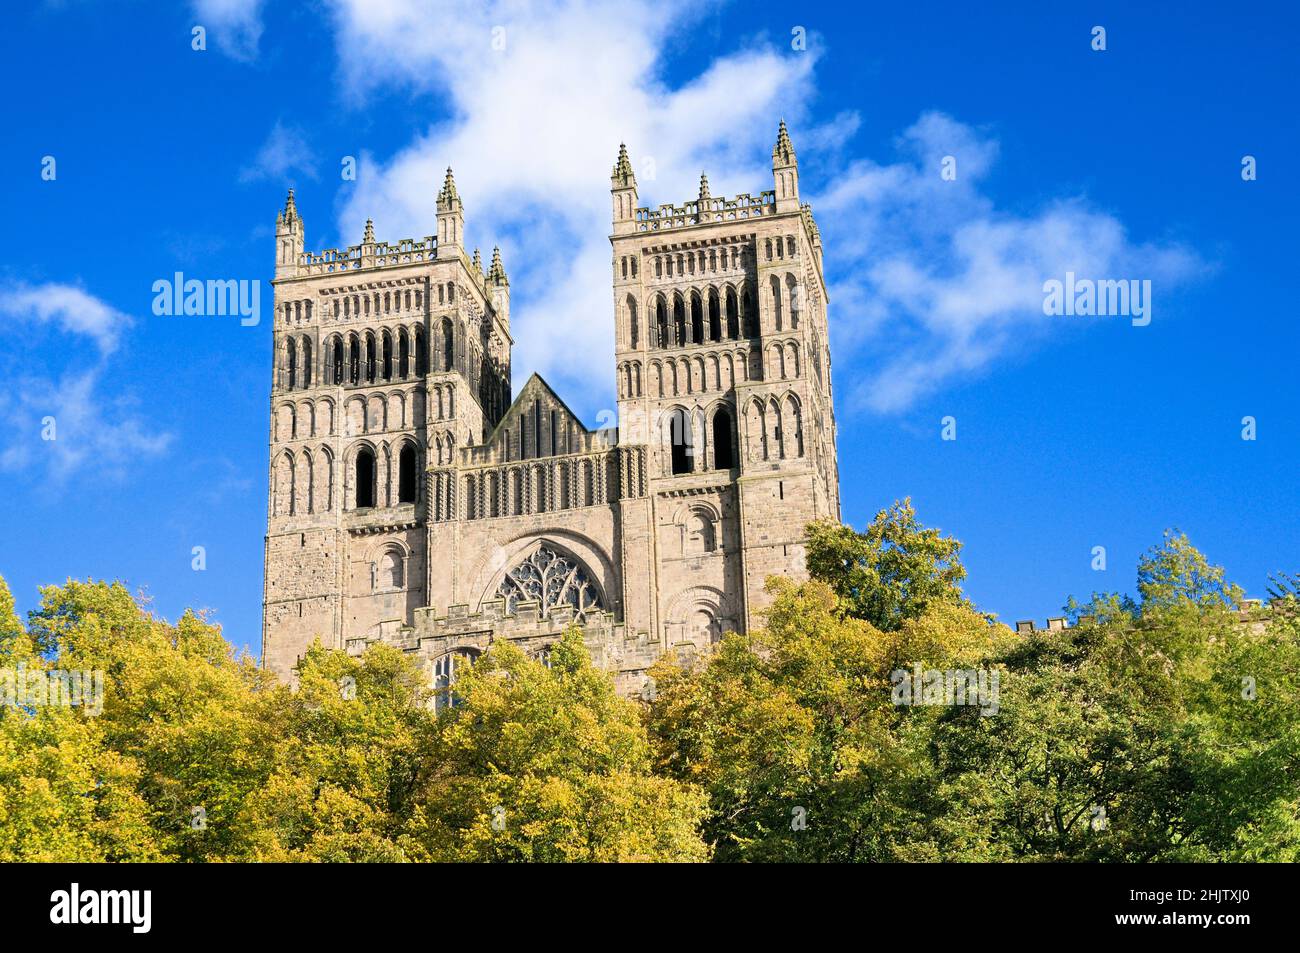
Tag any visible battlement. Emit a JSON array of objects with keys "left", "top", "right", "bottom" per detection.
[
  {"left": 297, "top": 236, "right": 438, "bottom": 276},
  {"left": 1013, "top": 598, "right": 1293, "bottom": 635},
  {"left": 1014, "top": 617, "right": 1077, "bottom": 634},
  {"left": 344, "top": 598, "right": 662, "bottom": 693},
  {"left": 635, "top": 191, "right": 776, "bottom": 232}
]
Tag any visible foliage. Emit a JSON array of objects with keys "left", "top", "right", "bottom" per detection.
[
  {"left": 647, "top": 578, "right": 1008, "bottom": 861},
  {"left": 805, "top": 499, "right": 967, "bottom": 630},
  {"left": 647, "top": 517, "right": 1300, "bottom": 862},
  {"left": 2, "top": 515, "right": 1296, "bottom": 863},
  {"left": 408, "top": 629, "right": 708, "bottom": 862},
  {"left": 0, "top": 579, "right": 705, "bottom": 862}
]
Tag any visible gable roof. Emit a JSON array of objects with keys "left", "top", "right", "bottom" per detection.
[{"left": 482, "top": 372, "right": 590, "bottom": 454}]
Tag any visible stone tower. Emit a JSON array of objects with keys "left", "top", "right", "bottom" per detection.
[
  {"left": 610, "top": 120, "right": 839, "bottom": 641},
  {"left": 262, "top": 124, "right": 838, "bottom": 696}
]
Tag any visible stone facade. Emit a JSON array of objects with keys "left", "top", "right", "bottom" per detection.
[{"left": 262, "top": 123, "right": 840, "bottom": 697}]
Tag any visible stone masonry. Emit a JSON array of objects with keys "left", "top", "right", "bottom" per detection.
[{"left": 262, "top": 122, "right": 840, "bottom": 698}]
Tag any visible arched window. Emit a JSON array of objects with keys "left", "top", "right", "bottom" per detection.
[
  {"left": 365, "top": 332, "right": 377, "bottom": 383},
  {"left": 712, "top": 407, "right": 734, "bottom": 470},
  {"left": 301, "top": 337, "right": 312, "bottom": 388},
  {"left": 286, "top": 340, "right": 297, "bottom": 390},
  {"left": 382, "top": 332, "right": 393, "bottom": 380},
  {"left": 785, "top": 395, "right": 805, "bottom": 457},
  {"left": 331, "top": 337, "right": 343, "bottom": 385},
  {"left": 415, "top": 327, "right": 427, "bottom": 375},
  {"left": 378, "top": 549, "right": 404, "bottom": 589},
  {"left": 441, "top": 317, "right": 454, "bottom": 372},
  {"left": 432, "top": 648, "right": 480, "bottom": 713},
  {"left": 708, "top": 290, "right": 721, "bottom": 341},
  {"left": 627, "top": 295, "right": 638, "bottom": 349},
  {"left": 398, "top": 329, "right": 410, "bottom": 379},
  {"left": 398, "top": 444, "right": 417, "bottom": 504},
  {"left": 654, "top": 297, "right": 668, "bottom": 349},
  {"left": 673, "top": 296, "right": 686, "bottom": 347},
  {"left": 725, "top": 288, "right": 739, "bottom": 339},
  {"left": 354, "top": 447, "right": 375, "bottom": 508},
  {"left": 690, "top": 293, "right": 704, "bottom": 344},
  {"left": 349, "top": 336, "right": 360, "bottom": 384},
  {"left": 497, "top": 545, "right": 603, "bottom": 621},
  {"left": 743, "top": 288, "right": 757, "bottom": 337},
  {"left": 669, "top": 408, "right": 692, "bottom": 475},
  {"left": 684, "top": 510, "right": 717, "bottom": 554}
]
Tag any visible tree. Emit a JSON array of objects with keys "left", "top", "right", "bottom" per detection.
[
  {"left": 240, "top": 642, "right": 431, "bottom": 862},
  {"left": 21, "top": 578, "right": 279, "bottom": 861},
  {"left": 1136, "top": 529, "right": 1243, "bottom": 610},
  {"left": 806, "top": 499, "right": 967, "bottom": 630},
  {"left": 408, "top": 628, "right": 709, "bottom": 862},
  {"left": 0, "top": 577, "right": 160, "bottom": 861},
  {"left": 917, "top": 536, "right": 1300, "bottom": 861},
  {"left": 647, "top": 577, "right": 1008, "bottom": 861}
]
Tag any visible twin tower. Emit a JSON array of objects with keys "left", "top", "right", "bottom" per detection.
[{"left": 262, "top": 122, "right": 840, "bottom": 696}]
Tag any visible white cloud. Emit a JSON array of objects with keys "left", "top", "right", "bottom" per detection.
[
  {"left": 192, "top": 0, "right": 265, "bottom": 62},
  {"left": 239, "top": 120, "right": 318, "bottom": 184},
  {"left": 814, "top": 112, "right": 1201, "bottom": 412},
  {"left": 324, "top": 0, "right": 819, "bottom": 415},
  {"left": 311, "top": 3, "right": 1199, "bottom": 419},
  {"left": 0, "top": 282, "right": 171, "bottom": 482},
  {"left": 0, "top": 368, "right": 172, "bottom": 481},
  {"left": 0, "top": 282, "right": 132, "bottom": 354}
]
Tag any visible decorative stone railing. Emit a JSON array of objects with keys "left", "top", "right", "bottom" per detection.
[
  {"left": 298, "top": 237, "right": 439, "bottom": 275},
  {"left": 636, "top": 191, "right": 775, "bottom": 232}
]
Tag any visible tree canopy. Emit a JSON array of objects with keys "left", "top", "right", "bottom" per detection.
[{"left": 2, "top": 512, "right": 1296, "bottom": 862}]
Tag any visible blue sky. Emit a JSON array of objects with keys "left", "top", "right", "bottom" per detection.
[{"left": 1, "top": 1, "right": 1296, "bottom": 657}]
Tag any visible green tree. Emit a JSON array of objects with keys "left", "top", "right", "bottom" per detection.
[
  {"left": 22, "top": 578, "right": 279, "bottom": 860},
  {"left": 806, "top": 499, "right": 967, "bottom": 630},
  {"left": 917, "top": 537, "right": 1300, "bottom": 861},
  {"left": 240, "top": 641, "right": 431, "bottom": 862},
  {"left": 647, "top": 577, "right": 1008, "bottom": 861},
  {"left": 408, "top": 628, "right": 709, "bottom": 862},
  {"left": 0, "top": 577, "right": 160, "bottom": 861}
]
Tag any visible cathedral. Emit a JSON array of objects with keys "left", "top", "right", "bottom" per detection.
[{"left": 262, "top": 122, "right": 839, "bottom": 697}]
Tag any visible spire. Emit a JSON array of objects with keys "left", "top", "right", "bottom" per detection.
[
  {"left": 363, "top": 218, "right": 375, "bottom": 244},
  {"left": 610, "top": 142, "right": 639, "bottom": 234},
  {"left": 275, "top": 188, "right": 304, "bottom": 278},
  {"left": 437, "top": 167, "right": 462, "bottom": 211},
  {"left": 611, "top": 143, "right": 636, "bottom": 187},
  {"left": 773, "top": 119, "right": 796, "bottom": 167},
  {"left": 772, "top": 119, "right": 800, "bottom": 212},
  {"left": 489, "top": 246, "right": 508, "bottom": 286},
  {"left": 472, "top": 247, "right": 482, "bottom": 273},
  {"left": 698, "top": 172, "right": 711, "bottom": 201},
  {"left": 277, "top": 187, "right": 300, "bottom": 227},
  {"left": 435, "top": 165, "right": 465, "bottom": 259}
]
